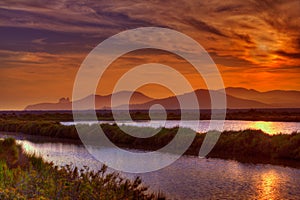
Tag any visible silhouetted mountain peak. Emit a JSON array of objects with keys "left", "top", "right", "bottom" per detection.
[
  {"left": 59, "top": 97, "right": 70, "bottom": 103},
  {"left": 24, "top": 87, "right": 300, "bottom": 110}
]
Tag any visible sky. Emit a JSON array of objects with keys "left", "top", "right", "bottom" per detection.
[{"left": 0, "top": 0, "right": 300, "bottom": 110}]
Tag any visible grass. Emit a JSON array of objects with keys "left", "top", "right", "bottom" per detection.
[
  {"left": 208, "top": 130, "right": 300, "bottom": 165},
  {"left": 0, "top": 138, "right": 166, "bottom": 200}
]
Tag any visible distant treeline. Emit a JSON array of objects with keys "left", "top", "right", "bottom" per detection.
[
  {"left": 1, "top": 108, "right": 300, "bottom": 122},
  {"left": 0, "top": 120, "right": 299, "bottom": 168}
]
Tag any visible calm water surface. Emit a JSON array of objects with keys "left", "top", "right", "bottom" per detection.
[
  {"left": 62, "top": 120, "right": 300, "bottom": 135},
  {"left": 1, "top": 132, "right": 299, "bottom": 200}
]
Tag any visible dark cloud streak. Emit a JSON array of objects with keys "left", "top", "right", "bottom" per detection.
[
  {"left": 182, "top": 18, "right": 227, "bottom": 37},
  {"left": 275, "top": 50, "right": 300, "bottom": 59}
]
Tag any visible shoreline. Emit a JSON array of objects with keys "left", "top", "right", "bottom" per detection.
[
  {"left": 2, "top": 131, "right": 299, "bottom": 170},
  {"left": 0, "top": 120, "right": 299, "bottom": 169}
]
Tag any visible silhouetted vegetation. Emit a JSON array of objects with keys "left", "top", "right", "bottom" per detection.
[
  {"left": 208, "top": 130, "right": 300, "bottom": 167},
  {"left": 0, "top": 120, "right": 79, "bottom": 140},
  {"left": 0, "top": 138, "right": 165, "bottom": 199}
]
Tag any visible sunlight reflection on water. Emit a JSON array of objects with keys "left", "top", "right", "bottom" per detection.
[
  {"left": 257, "top": 170, "right": 280, "bottom": 200},
  {"left": 248, "top": 121, "right": 294, "bottom": 135}
]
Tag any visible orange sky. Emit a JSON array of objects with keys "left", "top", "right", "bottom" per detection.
[{"left": 0, "top": 0, "right": 300, "bottom": 110}]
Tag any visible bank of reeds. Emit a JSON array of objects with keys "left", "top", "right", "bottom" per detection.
[{"left": 0, "top": 138, "right": 165, "bottom": 199}]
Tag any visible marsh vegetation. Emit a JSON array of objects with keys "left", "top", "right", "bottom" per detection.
[{"left": 0, "top": 138, "right": 165, "bottom": 199}]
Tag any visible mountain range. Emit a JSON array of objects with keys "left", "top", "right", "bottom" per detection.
[{"left": 24, "top": 87, "right": 300, "bottom": 110}]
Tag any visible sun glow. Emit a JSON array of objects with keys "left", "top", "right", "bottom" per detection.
[{"left": 249, "top": 121, "right": 282, "bottom": 135}]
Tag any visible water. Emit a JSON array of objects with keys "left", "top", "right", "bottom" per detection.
[
  {"left": 1, "top": 132, "right": 300, "bottom": 200},
  {"left": 61, "top": 120, "right": 300, "bottom": 135}
]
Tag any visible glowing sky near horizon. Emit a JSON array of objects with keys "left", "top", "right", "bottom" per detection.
[{"left": 0, "top": 0, "right": 300, "bottom": 109}]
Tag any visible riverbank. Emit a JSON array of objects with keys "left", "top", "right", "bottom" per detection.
[
  {"left": 0, "top": 138, "right": 165, "bottom": 199},
  {"left": 0, "top": 120, "right": 299, "bottom": 168}
]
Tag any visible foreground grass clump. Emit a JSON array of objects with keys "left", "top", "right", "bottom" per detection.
[{"left": 0, "top": 138, "right": 165, "bottom": 200}]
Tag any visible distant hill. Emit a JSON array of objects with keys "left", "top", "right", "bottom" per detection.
[
  {"left": 25, "top": 91, "right": 153, "bottom": 110},
  {"left": 223, "top": 87, "right": 300, "bottom": 108},
  {"left": 25, "top": 87, "right": 300, "bottom": 110},
  {"left": 124, "top": 89, "right": 270, "bottom": 110}
]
